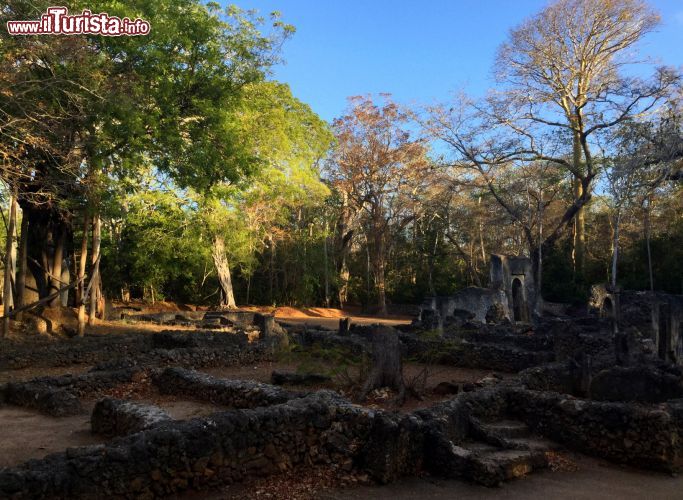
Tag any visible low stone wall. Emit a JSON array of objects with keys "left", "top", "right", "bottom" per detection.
[
  {"left": 0, "top": 384, "right": 81, "bottom": 417},
  {"left": 297, "top": 330, "right": 368, "bottom": 355},
  {"left": 589, "top": 365, "right": 683, "bottom": 403},
  {"left": 518, "top": 361, "right": 683, "bottom": 404},
  {"left": 125, "top": 310, "right": 261, "bottom": 329},
  {"left": 399, "top": 334, "right": 553, "bottom": 372},
  {"left": 91, "top": 398, "right": 172, "bottom": 437},
  {"left": 0, "top": 331, "right": 269, "bottom": 370},
  {"left": 441, "top": 342, "right": 553, "bottom": 372},
  {"left": 457, "top": 330, "right": 553, "bottom": 352},
  {"left": 0, "top": 334, "right": 148, "bottom": 370},
  {"left": 547, "top": 319, "right": 614, "bottom": 363},
  {"left": 2, "top": 364, "right": 682, "bottom": 498},
  {"left": 517, "top": 363, "right": 578, "bottom": 393},
  {"left": 154, "top": 367, "right": 303, "bottom": 408},
  {"left": 0, "top": 391, "right": 422, "bottom": 499},
  {"left": 506, "top": 387, "right": 683, "bottom": 471},
  {"left": 151, "top": 330, "right": 248, "bottom": 349},
  {"left": 300, "top": 327, "right": 553, "bottom": 373},
  {"left": 1, "top": 367, "right": 141, "bottom": 416}
]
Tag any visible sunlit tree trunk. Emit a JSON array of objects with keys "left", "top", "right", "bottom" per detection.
[
  {"left": 323, "top": 225, "right": 330, "bottom": 307},
  {"left": 477, "top": 196, "right": 486, "bottom": 260},
  {"left": 338, "top": 260, "right": 349, "bottom": 308},
  {"left": 88, "top": 214, "right": 101, "bottom": 326},
  {"left": 571, "top": 123, "right": 586, "bottom": 277},
  {"left": 77, "top": 213, "right": 90, "bottom": 336},
  {"left": 212, "top": 235, "right": 236, "bottom": 309},
  {"left": 3, "top": 192, "right": 17, "bottom": 336},
  {"left": 268, "top": 236, "right": 275, "bottom": 304},
  {"left": 14, "top": 213, "right": 28, "bottom": 321}
]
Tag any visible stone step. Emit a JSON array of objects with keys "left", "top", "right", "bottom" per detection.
[
  {"left": 479, "top": 419, "right": 530, "bottom": 439},
  {"left": 452, "top": 435, "right": 554, "bottom": 487},
  {"left": 504, "top": 436, "right": 557, "bottom": 452},
  {"left": 462, "top": 440, "right": 499, "bottom": 454},
  {"left": 469, "top": 447, "right": 549, "bottom": 487}
]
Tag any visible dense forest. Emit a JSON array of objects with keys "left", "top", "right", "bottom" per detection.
[{"left": 1, "top": 0, "right": 681, "bottom": 333}]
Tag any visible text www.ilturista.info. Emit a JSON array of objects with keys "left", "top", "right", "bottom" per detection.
[{"left": 7, "top": 7, "right": 150, "bottom": 36}]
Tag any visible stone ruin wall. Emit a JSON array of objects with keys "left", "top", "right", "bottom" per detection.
[
  {"left": 419, "top": 254, "right": 536, "bottom": 327},
  {"left": 589, "top": 285, "right": 683, "bottom": 366},
  {"left": 3, "top": 365, "right": 683, "bottom": 499}
]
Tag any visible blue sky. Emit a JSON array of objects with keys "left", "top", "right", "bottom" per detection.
[{"left": 239, "top": 0, "right": 683, "bottom": 122}]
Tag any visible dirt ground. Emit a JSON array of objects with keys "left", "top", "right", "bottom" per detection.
[
  {"left": 319, "top": 455, "right": 683, "bottom": 500},
  {"left": 0, "top": 406, "right": 101, "bottom": 467},
  {"left": 179, "top": 453, "right": 682, "bottom": 500}
]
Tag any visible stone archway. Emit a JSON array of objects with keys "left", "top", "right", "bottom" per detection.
[{"left": 511, "top": 278, "right": 526, "bottom": 322}]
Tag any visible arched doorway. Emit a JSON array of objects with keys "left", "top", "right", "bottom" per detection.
[
  {"left": 602, "top": 297, "right": 614, "bottom": 319},
  {"left": 511, "top": 278, "right": 525, "bottom": 322}
]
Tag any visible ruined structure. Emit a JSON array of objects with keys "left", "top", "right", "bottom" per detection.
[
  {"left": 419, "top": 254, "right": 536, "bottom": 327},
  {"left": 2, "top": 298, "right": 683, "bottom": 498},
  {"left": 489, "top": 254, "right": 536, "bottom": 323},
  {"left": 590, "top": 285, "right": 683, "bottom": 365}
]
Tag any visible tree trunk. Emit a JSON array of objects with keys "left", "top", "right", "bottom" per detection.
[
  {"left": 427, "top": 231, "right": 438, "bottom": 296},
  {"left": 364, "top": 234, "right": 371, "bottom": 312},
  {"left": 88, "top": 214, "right": 101, "bottom": 326},
  {"left": 48, "top": 227, "right": 66, "bottom": 307},
  {"left": 360, "top": 325, "right": 405, "bottom": 402},
  {"left": 246, "top": 274, "right": 251, "bottom": 304},
  {"left": 335, "top": 192, "right": 354, "bottom": 309},
  {"left": 338, "top": 260, "right": 349, "bottom": 308},
  {"left": 268, "top": 237, "right": 275, "bottom": 304},
  {"left": 572, "top": 124, "right": 586, "bottom": 277},
  {"left": 644, "top": 198, "right": 654, "bottom": 291},
  {"left": 372, "top": 228, "right": 388, "bottom": 316},
  {"left": 77, "top": 213, "right": 90, "bottom": 336},
  {"left": 2, "top": 193, "right": 17, "bottom": 336},
  {"left": 212, "top": 235, "right": 236, "bottom": 309},
  {"left": 610, "top": 210, "right": 621, "bottom": 288},
  {"left": 478, "top": 195, "right": 486, "bottom": 262},
  {"left": 323, "top": 222, "right": 330, "bottom": 308},
  {"left": 533, "top": 194, "right": 544, "bottom": 321},
  {"left": 14, "top": 213, "right": 28, "bottom": 321}
]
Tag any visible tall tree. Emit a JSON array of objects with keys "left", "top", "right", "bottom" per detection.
[
  {"left": 0, "top": 0, "right": 292, "bottom": 313},
  {"left": 196, "top": 81, "right": 332, "bottom": 308},
  {"left": 495, "top": 0, "right": 675, "bottom": 278},
  {"left": 328, "top": 95, "right": 428, "bottom": 315}
]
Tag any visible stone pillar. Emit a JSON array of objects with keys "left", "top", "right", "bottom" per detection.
[
  {"left": 254, "top": 312, "right": 274, "bottom": 338},
  {"left": 255, "top": 313, "right": 288, "bottom": 349},
  {"left": 339, "top": 317, "right": 351, "bottom": 336}
]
